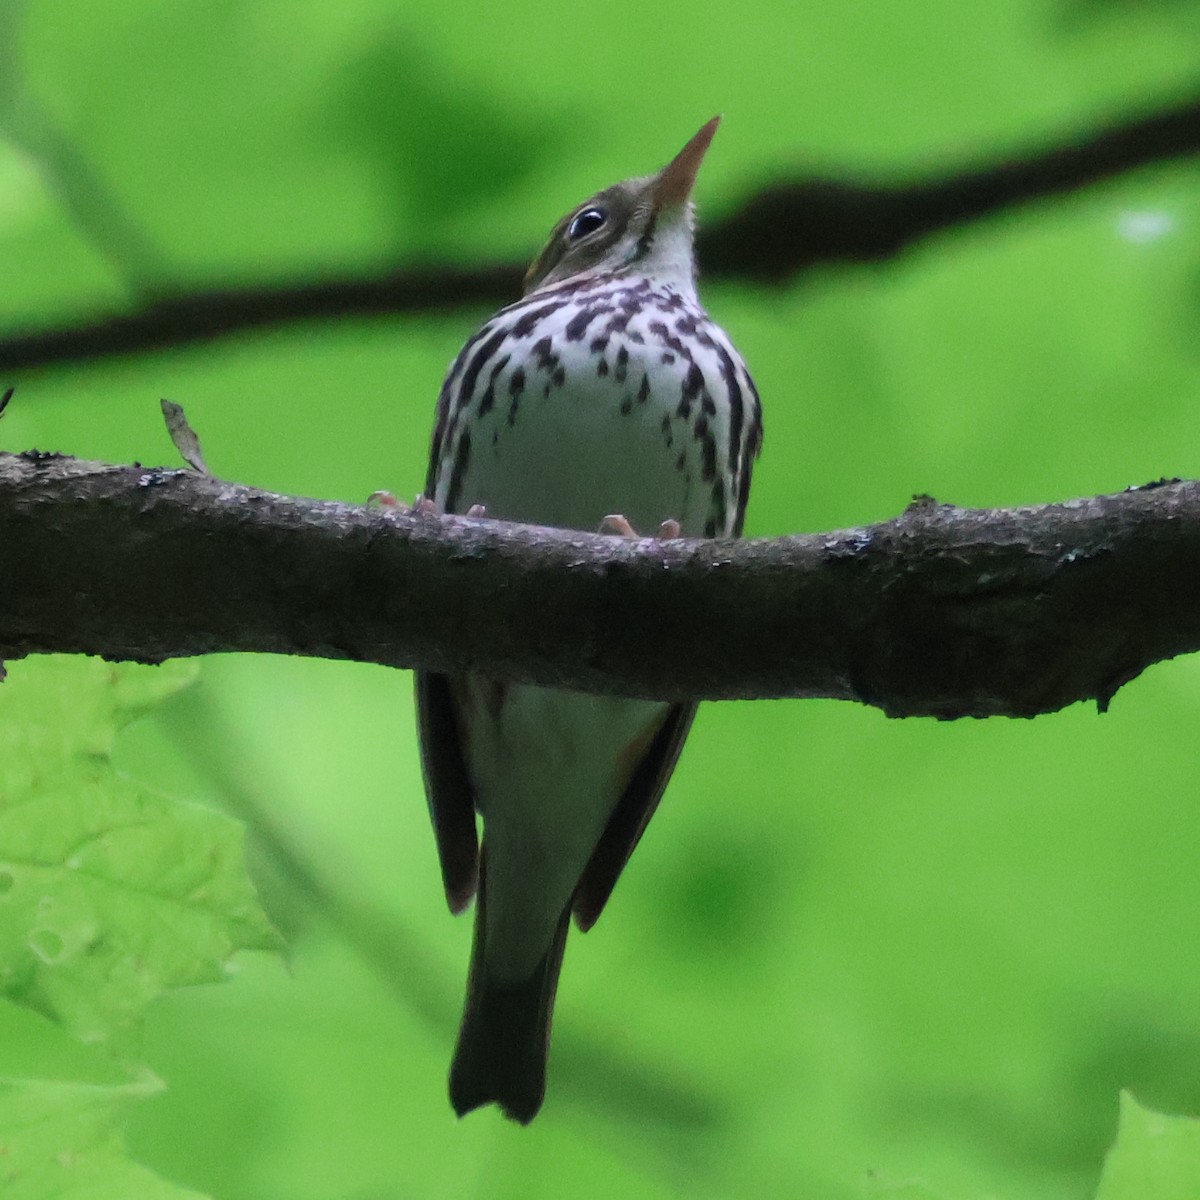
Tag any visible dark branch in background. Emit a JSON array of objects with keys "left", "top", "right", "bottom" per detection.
[
  {"left": 0, "top": 264, "right": 523, "bottom": 371},
  {"left": 2, "top": 90, "right": 1198, "bottom": 370},
  {"left": 702, "top": 89, "right": 1200, "bottom": 278},
  {"left": 2, "top": 450, "right": 1197, "bottom": 718}
]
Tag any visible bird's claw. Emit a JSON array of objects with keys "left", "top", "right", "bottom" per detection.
[
  {"left": 367, "top": 491, "right": 443, "bottom": 516},
  {"left": 599, "top": 513, "right": 637, "bottom": 537},
  {"left": 367, "top": 489, "right": 405, "bottom": 510},
  {"left": 599, "top": 514, "right": 682, "bottom": 539}
]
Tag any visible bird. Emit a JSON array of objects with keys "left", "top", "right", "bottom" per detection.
[{"left": 416, "top": 116, "right": 762, "bottom": 1123}]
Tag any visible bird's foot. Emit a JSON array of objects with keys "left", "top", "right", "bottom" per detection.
[
  {"left": 367, "top": 490, "right": 437, "bottom": 514},
  {"left": 367, "top": 492, "right": 482, "bottom": 519},
  {"left": 366, "top": 490, "right": 402, "bottom": 509},
  {"left": 599, "top": 514, "right": 682, "bottom": 539}
]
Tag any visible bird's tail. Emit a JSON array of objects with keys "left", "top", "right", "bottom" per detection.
[{"left": 449, "top": 854, "right": 570, "bottom": 1124}]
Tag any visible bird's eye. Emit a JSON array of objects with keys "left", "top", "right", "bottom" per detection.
[{"left": 567, "top": 206, "right": 607, "bottom": 240}]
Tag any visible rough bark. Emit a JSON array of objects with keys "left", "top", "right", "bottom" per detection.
[{"left": 1, "top": 450, "right": 1195, "bottom": 718}]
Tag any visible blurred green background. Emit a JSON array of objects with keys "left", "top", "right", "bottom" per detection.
[{"left": 2, "top": 0, "right": 1200, "bottom": 1196}]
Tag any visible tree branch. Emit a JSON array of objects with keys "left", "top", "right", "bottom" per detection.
[
  {"left": 2, "top": 90, "right": 1197, "bottom": 370},
  {"left": 1, "top": 450, "right": 1196, "bottom": 718}
]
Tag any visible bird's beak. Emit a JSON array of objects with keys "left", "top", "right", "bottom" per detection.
[{"left": 650, "top": 116, "right": 721, "bottom": 214}]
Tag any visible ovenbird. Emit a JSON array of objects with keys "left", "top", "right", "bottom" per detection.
[{"left": 417, "top": 116, "right": 762, "bottom": 1122}]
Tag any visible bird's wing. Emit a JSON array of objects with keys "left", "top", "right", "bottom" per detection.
[
  {"left": 571, "top": 701, "right": 698, "bottom": 931},
  {"left": 415, "top": 670, "right": 480, "bottom": 913}
]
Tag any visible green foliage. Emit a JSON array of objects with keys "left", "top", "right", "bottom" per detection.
[
  {"left": 1095, "top": 1093, "right": 1200, "bottom": 1199},
  {"left": 0, "top": 1075, "right": 209, "bottom": 1200},
  {"left": 0, "top": 659, "right": 277, "bottom": 1042},
  {"left": 0, "top": 658, "right": 275, "bottom": 1198},
  {"left": 2, "top": 0, "right": 1200, "bottom": 1197}
]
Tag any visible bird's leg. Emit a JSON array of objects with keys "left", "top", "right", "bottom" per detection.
[{"left": 599, "top": 514, "right": 682, "bottom": 539}]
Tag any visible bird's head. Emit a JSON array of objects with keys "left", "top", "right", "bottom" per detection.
[{"left": 523, "top": 116, "right": 721, "bottom": 296}]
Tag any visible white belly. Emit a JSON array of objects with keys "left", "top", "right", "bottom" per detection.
[
  {"left": 457, "top": 677, "right": 664, "bottom": 980},
  {"left": 458, "top": 356, "right": 701, "bottom": 534}
]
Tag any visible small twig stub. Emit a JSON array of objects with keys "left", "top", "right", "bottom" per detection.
[{"left": 160, "top": 398, "right": 210, "bottom": 474}]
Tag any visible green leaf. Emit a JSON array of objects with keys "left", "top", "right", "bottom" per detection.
[
  {"left": 0, "top": 656, "right": 277, "bottom": 1042},
  {"left": 1095, "top": 1092, "right": 1200, "bottom": 1200},
  {"left": 0, "top": 1073, "right": 210, "bottom": 1200}
]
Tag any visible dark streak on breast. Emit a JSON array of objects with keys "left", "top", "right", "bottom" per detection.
[
  {"left": 507, "top": 367, "right": 526, "bottom": 427},
  {"left": 565, "top": 304, "right": 612, "bottom": 341},
  {"left": 458, "top": 328, "right": 509, "bottom": 414},
  {"left": 445, "top": 426, "right": 472, "bottom": 513},
  {"left": 477, "top": 352, "right": 511, "bottom": 417},
  {"left": 510, "top": 300, "right": 570, "bottom": 339}
]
